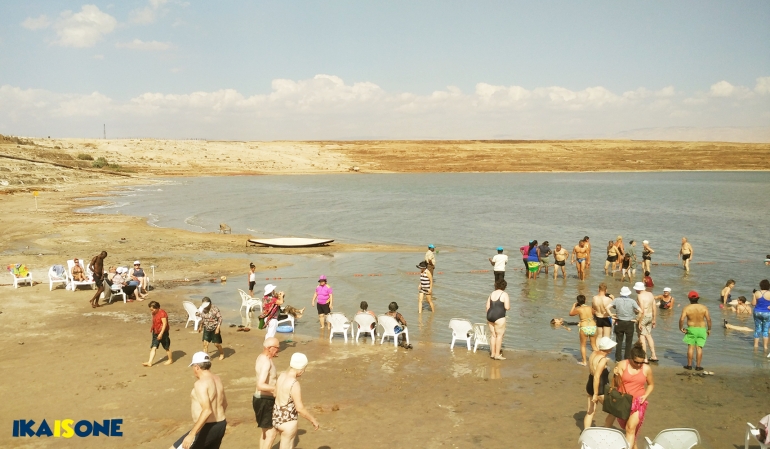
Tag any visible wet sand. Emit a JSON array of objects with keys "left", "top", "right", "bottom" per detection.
[{"left": 1, "top": 136, "right": 769, "bottom": 447}]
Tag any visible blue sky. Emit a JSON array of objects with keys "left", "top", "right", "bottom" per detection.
[{"left": 1, "top": 1, "right": 769, "bottom": 140}]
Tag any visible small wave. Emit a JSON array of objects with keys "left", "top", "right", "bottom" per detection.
[{"left": 184, "top": 215, "right": 208, "bottom": 231}]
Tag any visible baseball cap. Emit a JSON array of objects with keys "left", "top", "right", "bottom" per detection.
[
  {"left": 188, "top": 351, "right": 211, "bottom": 367},
  {"left": 318, "top": 275, "right": 327, "bottom": 282},
  {"left": 663, "top": 287, "right": 672, "bottom": 293},
  {"left": 688, "top": 290, "right": 700, "bottom": 299},
  {"left": 497, "top": 246, "right": 504, "bottom": 251},
  {"left": 134, "top": 260, "right": 141, "bottom": 265},
  {"left": 290, "top": 352, "right": 308, "bottom": 370},
  {"left": 428, "top": 244, "right": 435, "bottom": 249},
  {"left": 633, "top": 282, "right": 645, "bottom": 291}
]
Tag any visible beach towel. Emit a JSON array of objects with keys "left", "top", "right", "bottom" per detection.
[
  {"left": 52, "top": 264, "right": 65, "bottom": 277},
  {"left": 10, "top": 264, "right": 29, "bottom": 277}
]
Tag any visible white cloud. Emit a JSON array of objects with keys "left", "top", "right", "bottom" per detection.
[
  {"left": 115, "top": 39, "right": 174, "bottom": 51},
  {"left": 756, "top": 77, "right": 770, "bottom": 95},
  {"left": 52, "top": 5, "right": 117, "bottom": 48},
  {"left": 21, "top": 15, "right": 51, "bottom": 30},
  {"left": 130, "top": 0, "right": 169, "bottom": 24},
  {"left": 709, "top": 80, "right": 736, "bottom": 97},
  {"left": 1, "top": 76, "right": 768, "bottom": 141}
]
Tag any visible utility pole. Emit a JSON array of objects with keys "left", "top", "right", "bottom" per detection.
[{"left": 103, "top": 124, "right": 106, "bottom": 139}]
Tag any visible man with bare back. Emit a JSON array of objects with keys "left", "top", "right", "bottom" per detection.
[
  {"left": 635, "top": 282, "right": 658, "bottom": 363},
  {"left": 572, "top": 240, "right": 588, "bottom": 280},
  {"left": 679, "top": 237, "right": 694, "bottom": 273},
  {"left": 172, "top": 352, "right": 228, "bottom": 449},
  {"left": 679, "top": 291, "right": 712, "bottom": 371},
  {"left": 254, "top": 337, "right": 280, "bottom": 449},
  {"left": 584, "top": 236, "right": 592, "bottom": 267},
  {"left": 88, "top": 251, "right": 107, "bottom": 308},
  {"left": 553, "top": 244, "right": 569, "bottom": 280},
  {"left": 592, "top": 283, "right": 613, "bottom": 339}
]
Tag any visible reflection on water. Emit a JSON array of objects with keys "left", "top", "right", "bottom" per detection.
[{"left": 90, "top": 172, "right": 770, "bottom": 368}]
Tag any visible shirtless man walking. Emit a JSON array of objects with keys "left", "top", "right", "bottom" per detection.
[
  {"left": 583, "top": 236, "right": 592, "bottom": 268},
  {"left": 592, "top": 283, "right": 613, "bottom": 339},
  {"left": 679, "top": 237, "right": 694, "bottom": 273},
  {"left": 571, "top": 240, "right": 589, "bottom": 280},
  {"left": 679, "top": 291, "right": 712, "bottom": 371},
  {"left": 88, "top": 251, "right": 107, "bottom": 308},
  {"left": 553, "top": 244, "right": 569, "bottom": 280},
  {"left": 172, "top": 352, "right": 227, "bottom": 449},
  {"left": 635, "top": 282, "right": 659, "bottom": 363},
  {"left": 254, "top": 338, "right": 280, "bottom": 449}
]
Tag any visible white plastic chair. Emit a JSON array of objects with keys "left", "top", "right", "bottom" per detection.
[
  {"left": 378, "top": 314, "right": 409, "bottom": 347},
  {"left": 353, "top": 313, "right": 377, "bottom": 343},
  {"left": 328, "top": 313, "right": 351, "bottom": 342},
  {"left": 644, "top": 428, "right": 700, "bottom": 449},
  {"left": 105, "top": 280, "right": 126, "bottom": 304},
  {"left": 276, "top": 312, "right": 295, "bottom": 331},
  {"left": 183, "top": 301, "right": 202, "bottom": 330},
  {"left": 67, "top": 259, "right": 95, "bottom": 291},
  {"left": 238, "top": 289, "right": 261, "bottom": 314},
  {"left": 48, "top": 266, "right": 68, "bottom": 291},
  {"left": 448, "top": 318, "right": 473, "bottom": 350},
  {"left": 10, "top": 267, "right": 33, "bottom": 288},
  {"left": 472, "top": 323, "right": 490, "bottom": 353},
  {"left": 578, "top": 427, "right": 630, "bottom": 449},
  {"left": 746, "top": 422, "right": 769, "bottom": 449}
]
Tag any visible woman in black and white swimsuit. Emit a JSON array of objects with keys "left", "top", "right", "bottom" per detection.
[{"left": 273, "top": 353, "right": 319, "bottom": 448}]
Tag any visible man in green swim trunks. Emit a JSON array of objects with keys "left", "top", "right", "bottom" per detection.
[{"left": 679, "top": 290, "right": 712, "bottom": 371}]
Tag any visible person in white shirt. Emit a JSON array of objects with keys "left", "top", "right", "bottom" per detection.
[{"left": 489, "top": 247, "right": 508, "bottom": 284}]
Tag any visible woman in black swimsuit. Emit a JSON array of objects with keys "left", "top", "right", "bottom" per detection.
[
  {"left": 642, "top": 240, "right": 654, "bottom": 273},
  {"left": 584, "top": 336, "right": 617, "bottom": 429},
  {"left": 486, "top": 280, "right": 511, "bottom": 361}
]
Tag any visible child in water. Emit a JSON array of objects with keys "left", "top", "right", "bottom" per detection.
[{"left": 643, "top": 271, "right": 654, "bottom": 292}]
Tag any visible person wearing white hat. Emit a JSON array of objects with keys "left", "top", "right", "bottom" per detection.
[
  {"left": 130, "top": 260, "right": 149, "bottom": 296},
  {"left": 273, "top": 353, "right": 319, "bottom": 448},
  {"left": 641, "top": 240, "right": 654, "bottom": 274},
  {"left": 260, "top": 284, "right": 284, "bottom": 340},
  {"left": 655, "top": 288, "right": 675, "bottom": 310},
  {"left": 634, "top": 282, "right": 659, "bottom": 363},
  {"left": 607, "top": 286, "right": 642, "bottom": 362},
  {"left": 172, "top": 351, "right": 228, "bottom": 449},
  {"left": 584, "top": 336, "right": 617, "bottom": 429}
]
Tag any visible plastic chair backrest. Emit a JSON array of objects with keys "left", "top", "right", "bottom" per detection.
[
  {"left": 354, "top": 313, "right": 376, "bottom": 330},
  {"left": 182, "top": 301, "right": 199, "bottom": 319},
  {"left": 449, "top": 318, "right": 473, "bottom": 337},
  {"left": 328, "top": 313, "right": 349, "bottom": 328},
  {"left": 650, "top": 428, "right": 700, "bottom": 449},
  {"left": 578, "top": 428, "right": 630, "bottom": 449},
  {"left": 378, "top": 315, "right": 399, "bottom": 332}
]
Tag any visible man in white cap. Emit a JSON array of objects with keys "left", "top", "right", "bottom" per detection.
[
  {"left": 171, "top": 351, "right": 227, "bottom": 449},
  {"left": 634, "top": 282, "right": 658, "bottom": 363},
  {"left": 607, "top": 286, "right": 642, "bottom": 362},
  {"left": 260, "top": 284, "right": 284, "bottom": 340},
  {"left": 655, "top": 287, "right": 675, "bottom": 310},
  {"left": 254, "top": 337, "right": 280, "bottom": 449}
]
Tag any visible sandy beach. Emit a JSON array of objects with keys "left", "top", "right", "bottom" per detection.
[{"left": 2, "top": 136, "right": 769, "bottom": 448}]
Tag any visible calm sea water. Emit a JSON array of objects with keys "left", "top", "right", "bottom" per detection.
[{"left": 83, "top": 172, "right": 770, "bottom": 368}]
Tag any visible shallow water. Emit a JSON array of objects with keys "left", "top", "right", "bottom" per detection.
[{"left": 84, "top": 172, "right": 770, "bottom": 368}]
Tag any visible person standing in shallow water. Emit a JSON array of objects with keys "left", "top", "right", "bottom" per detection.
[
  {"left": 417, "top": 261, "right": 434, "bottom": 313},
  {"left": 489, "top": 246, "right": 508, "bottom": 284},
  {"left": 569, "top": 294, "right": 597, "bottom": 366},
  {"left": 425, "top": 244, "right": 436, "bottom": 277},
  {"left": 679, "top": 290, "right": 712, "bottom": 371},
  {"left": 679, "top": 237, "right": 693, "bottom": 273},
  {"left": 572, "top": 239, "right": 588, "bottom": 280},
  {"left": 311, "top": 275, "right": 333, "bottom": 329},
  {"left": 527, "top": 240, "right": 541, "bottom": 280},
  {"left": 486, "top": 280, "right": 510, "bottom": 360}
]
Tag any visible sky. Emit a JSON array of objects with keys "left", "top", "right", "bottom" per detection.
[{"left": 0, "top": 1, "right": 769, "bottom": 141}]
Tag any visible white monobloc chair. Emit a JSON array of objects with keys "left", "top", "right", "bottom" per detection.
[
  {"left": 578, "top": 427, "right": 630, "bottom": 449},
  {"left": 746, "top": 422, "right": 769, "bottom": 449},
  {"left": 644, "top": 428, "right": 700, "bottom": 449},
  {"left": 472, "top": 323, "right": 490, "bottom": 353},
  {"left": 328, "top": 312, "right": 351, "bottom": 342},
  {"left": 353, "top": 313, "right": 377, "bottom": 343},
  {"left": 67, "top": 259, "right": 95, "bottom": 291},
  {"left": 105, "top": 280, "right": 126, "bottom": 304},
  {"left": 10, "top": 267, "right": 33, "bottom": 288},
  {"left": 448, "top": 318, "right": 473, "bottom": 351},
  {"left": 183, "top": 301, "right": 202, "bottom": 331},
  {"left": 378, "top": 315, "right": 409, "bottom": 347},
  {"left": 238, "top": 289, "right": 261, "bottom": 314},
  {"left": 48, "top": 265, "right": 68, "bottom": 291}
]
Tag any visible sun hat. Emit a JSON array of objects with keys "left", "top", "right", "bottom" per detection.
[
  {"left": 318, "top": 275, "right": 327, "bottom": 282},
  {"left": 264, "top": 284, "right": 277, "bottom": 296},
  {"left": 620, "top": 286, "right": 633, "bottom": 296},
  {"left": 417, "top": 261, "right": 428, "bottom": 269},
  {"left": 497, "top": 246, "right": 504, "bottom": 251},
  {"left": 663, "top": 287, "right": 672, "bottom": 292},
  {"left": 633, "top": 282, "right": 646, "bottom": 291},
  {"left": 688, "top": 290, "right": 700, "bottom": 299},
  {"left": 428, "top": 244, "right": 435, "bottom": 249},
  {"left": 290, "top": 352, "right": 308, "bottom": 370},
  {"left": 188, "top": 351, "right": 211, "bottom": 367},
  {"left": 134, "top": 260, "right": 141, "bottom": 265},
  {"left": 597, "top": 336, "right": 618, "bottom": 351}
]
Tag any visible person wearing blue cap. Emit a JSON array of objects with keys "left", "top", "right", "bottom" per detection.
[
  {"left": 489, "top": 247, "right": 508, "bottom": 284},
  {"left": 425, "top": 244, "right": 436, "bottom": 276}
]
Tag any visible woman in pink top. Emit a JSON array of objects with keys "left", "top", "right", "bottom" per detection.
[
  {"left": 605, "top": 341, "right": 655, "bottom": 449},
  {"left": 311, "top": 275, "right": 334, "bottom": 330}
]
